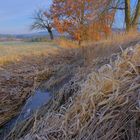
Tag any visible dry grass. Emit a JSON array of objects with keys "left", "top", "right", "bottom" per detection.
[
  {"left": 83, "top": 31, "right": 140, "bottom": 46},
  {"left": 0, "top": 41, "right": 58, "bottom": 66},
  {"left": 19, "top": 43, "right": 140, "bottom": 140},
  {"left": 104, "top": 30, "right": 140, "bottom": 44},
  {"left": 12, "top": 33, "right": 140, "bottom": 140},
  {"left": 1, "top": 32, "right": 140, "bottom": 140},
  {"left": 55, "top": 32, "right": 140, "bottom": 66},
  {"left": 55, "top": 38, "right": 79, "bottom": 48},
  {"left": 0, "top": 41, "right": 60, "bottom": 128},
  {"left": 80, "top": 31, "right": 140, "bottom": 64},
  {"left": 0, "top": 39, "right": 80, "bottom": 132}
]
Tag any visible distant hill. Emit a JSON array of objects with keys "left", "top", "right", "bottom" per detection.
[
  {"left": 0, "top": 30, "right": 62, "bottom": 41},
  {"left": 14, "top": 31, "right": 61, "bottom": 39},
  {"left": 112, "top": 28, "right": 125, "bottom": 33},
  {"left": 0, "top": 28, "right": 126, "bottom": 42}
]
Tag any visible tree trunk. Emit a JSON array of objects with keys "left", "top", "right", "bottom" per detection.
[
  {"left": 132, "top": 0, "right": 140, "bottom": 30},
  {"left": 48, "top": 29, "right": 54, "bottom": 40},
  {"left": 78, "top": 0, "right": 85, "bottom": 46},
  {"left": 125, "top": 0, "right": 131, "bottom": 31},
  {"left": 78, "top": 39, "right": 81, "bottom": 46}
]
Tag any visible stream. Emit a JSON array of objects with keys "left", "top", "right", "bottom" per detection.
[{"left": 0, "top": 89, "right": 52, "bottom": 139}]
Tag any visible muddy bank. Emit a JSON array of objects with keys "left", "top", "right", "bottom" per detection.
[
  {"left": 0, "top": 44, "right": 86, "bottom": 139},
  {"left": 0, "top": 89, "right": 51, "bottom": 139},
  {"left": 0, "top": 52, "right": 57, "bottom": 127}
]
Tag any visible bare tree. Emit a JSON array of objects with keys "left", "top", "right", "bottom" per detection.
[
  {"left": 131, "top": 0, "right": 140, "bottom": 29},
  {"left": 31, "top": 9, "right": 54, "bottom": 40},
  {"left": 110, "top": 0, "right": 140, "bottom": 31}
]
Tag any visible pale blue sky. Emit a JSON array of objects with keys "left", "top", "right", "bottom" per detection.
[
  {"left": 0, "top": 0, "right": 52, "bottom": 34},
  {"left": 0, "top": 0, "right": 137, "bottom": 34}
]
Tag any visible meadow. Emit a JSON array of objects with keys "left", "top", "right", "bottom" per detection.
[{"left": 0, "top": 41, "right": 58, "bottom": 66}]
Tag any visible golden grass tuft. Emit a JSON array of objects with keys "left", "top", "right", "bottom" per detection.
[
  {"left": 55, "top": 38, "right": 79, "bottom": 48},
  {"left": 67, "top": 31, "right": 140, "bottom": 66}
]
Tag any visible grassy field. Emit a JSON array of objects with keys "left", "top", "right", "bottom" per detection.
[
  {"left": 0, "top": 41, "right": 58, "bottom": 65},
  {"left": 1, "top": 33, "right": 140, "bottom": 140}
]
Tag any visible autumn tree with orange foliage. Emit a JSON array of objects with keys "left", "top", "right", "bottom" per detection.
[{"left": 50, "top": 0, "right": 115, "bottom": 44}]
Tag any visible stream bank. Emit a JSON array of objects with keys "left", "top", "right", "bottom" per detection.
[
  {"left": 0, "top": 89, "right": 52, "bottom": 140},
  {"left": 1, "top": 36, "right": 140, "bottom": 139}
]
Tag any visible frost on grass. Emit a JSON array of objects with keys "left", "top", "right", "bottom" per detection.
[{"left": 21, "top": 45, "right": 140, "bottom": 140}]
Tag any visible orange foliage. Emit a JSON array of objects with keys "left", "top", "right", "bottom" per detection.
[{"left": 51, "top": 0, "right": 114, "bottom": 42}]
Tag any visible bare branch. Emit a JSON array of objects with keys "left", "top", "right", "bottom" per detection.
[
  {"left": 109, "top": 6, "right": 125, "bottom": 10},
  {"left": 31, "top": 9, "right": 54, "bottom": 40}
]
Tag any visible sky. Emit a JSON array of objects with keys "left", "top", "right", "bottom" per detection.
[
  {"left": 0, "top": 0, "right": 52, "bottom": 34},
  {"left": 0, "top": 0, "right": 138, "bottom": 34}
]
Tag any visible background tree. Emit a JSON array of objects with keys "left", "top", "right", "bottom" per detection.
[{"left": 31, "top": 9, "right": 54, "bottom": 40}]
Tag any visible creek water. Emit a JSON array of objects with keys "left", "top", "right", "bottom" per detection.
[{"left": 0, "top": 89, "right": 52, "bottom": 139}]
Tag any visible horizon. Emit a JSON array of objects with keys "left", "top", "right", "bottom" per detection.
[{"left": 0, "top": 27, "right": 125, "bottom": 36}]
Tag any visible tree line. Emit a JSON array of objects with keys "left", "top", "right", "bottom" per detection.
[{"left": 31, "top": 0, "right": 140, "bottom": 43}]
